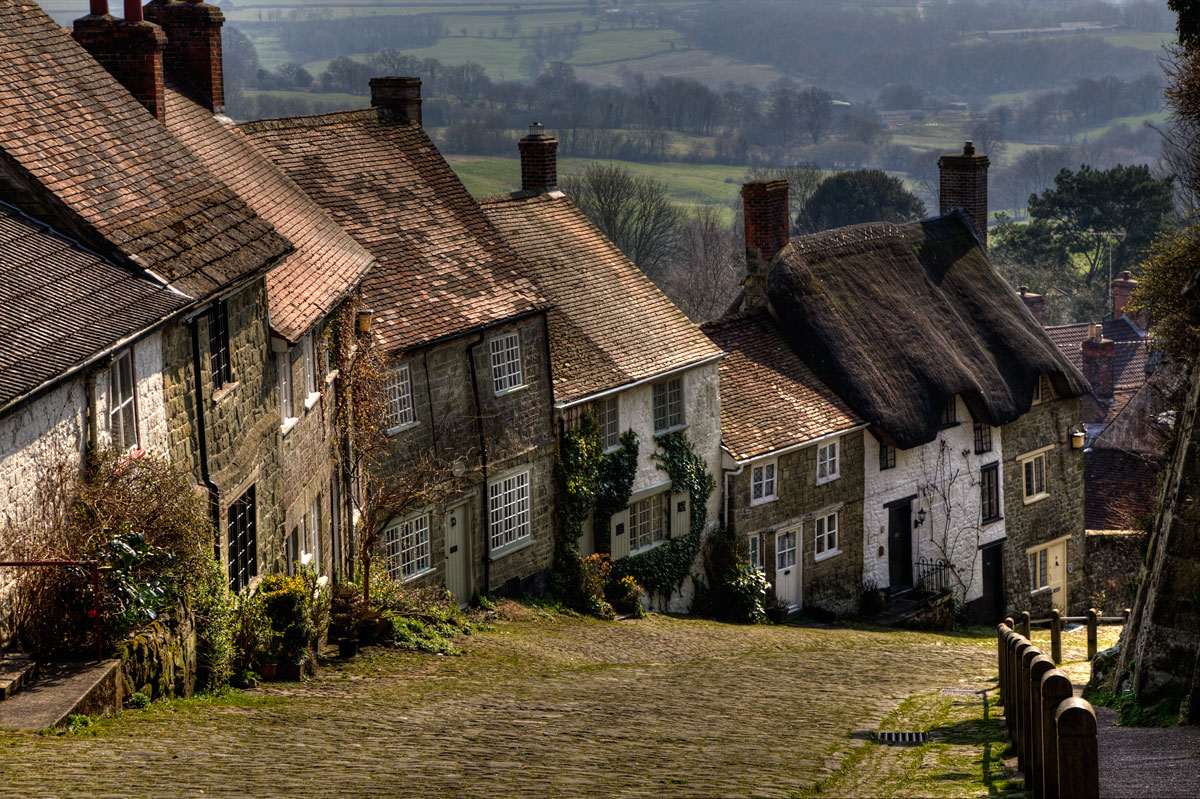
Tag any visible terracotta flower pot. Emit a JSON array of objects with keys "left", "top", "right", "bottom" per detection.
[{"left": 259, "top": 663, "right": 277, "bottom": 681}]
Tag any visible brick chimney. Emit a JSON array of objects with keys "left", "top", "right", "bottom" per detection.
[
  {"left": 1081, "top": 322, "right": 1115, "bottom": 400},
  {"left": 939, "top": 141, "right": 990, "bottom": 247},
  {"left": 1017, "top": 286, "right": 1044, "bottom": 324},
  {"left": 370, "top": 77, "right": 422, "bottom": 126},
  {"left": 517, "top": 123, "right": 558, "bottom": 192},
  {"left": 73, "top": 1, "right": 168, "bottom": 123},
  {"left": 144, "top": 0, "right": 226, "bottom": 112},
  {"left": 741, "top": 179, "right": 789, "bottom": 313},
  {"left": 1111, "top": 269, "right": 1140, "bottom": 323}
]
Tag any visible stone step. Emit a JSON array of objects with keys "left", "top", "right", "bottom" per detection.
[
  {"left": 0, "top": 659, "right": 121, "bottom": 730},
  {"left": 0, "top": 654, "right": 37, "bottom": 701}
]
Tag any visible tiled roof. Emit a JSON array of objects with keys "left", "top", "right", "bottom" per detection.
[
  {"left": 162, "top": 83, "right": 374, "bottom": 340},
  {"left": 0, "top": 0, "right": 290, "bottom": 298},
  {"left": 701, "top": 312, "right": 862, "bottom": 461},
  {"left": 480, "top": 190, "right": 723, "bottom": 404},
  {"left": 241, "top": 111, "right": 545, "bottom": 351},
  {"left": 0, "top": 202, "right": 187, "bottom": 408},
  {"left": 1044, "top": 317, "right": 1150, "bottom": 429},
  {"left": 1084, "top": 447, "right": 1158, "bottom": 530}
]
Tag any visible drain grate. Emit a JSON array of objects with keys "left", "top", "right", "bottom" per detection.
[{"left": 874, "top": 731, "right": 928, "bottom": 744}]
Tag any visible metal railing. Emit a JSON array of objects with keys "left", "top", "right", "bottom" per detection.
[
  {"left": 916, "top": 557, "right": 950, "bottom": 594},
  {"left": 0, "top": 560, "right": 105, "bottom": 661}
]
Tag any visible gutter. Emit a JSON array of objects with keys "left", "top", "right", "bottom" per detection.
[
  {"left": 726, "top": 423, "right": 870, "bottom": 466},
  {"left": 467, "top": 331, "right": 491, "bottom": 596},
  {"left": 554, "top": 352, "right": 726, "bottom": 411}
]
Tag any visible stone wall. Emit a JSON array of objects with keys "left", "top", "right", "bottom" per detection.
[
  {"left": 114, "top": 603, "right": 197, "bottom": 701},
  {"left": 1085, "top": 530, "right": 1146, "bottom": 614},
  {"left": 1000, "top": 395, "right": 1086, "bottom": 615}
]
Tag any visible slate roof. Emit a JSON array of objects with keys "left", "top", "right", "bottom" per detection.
[
  {"left": 241, "top": 111, "right": 545, "bottom": 351},
  {"left": 479, "top": 190, "right": 723, "bottom": 405},
  {"left": 0, "top": 202, "right": 187, "bottom": 409},
  {"left": 765, "top": 212, "right": 1091, "bottom": 449},
  {"left": 0, "top": 0, "right": 290, "bottom": 298},
  {"left": 1044, "top": 317, "right": 1150, "bottom": 430},
  {"left": 162, "top": 83, "right": 375, "bottom": 340},
  {"left": 1083, "top": 448, "right": 1158, "bottom": 530},
  {"left": 701, "top": 312, "right": 861, "bottom": 462}
]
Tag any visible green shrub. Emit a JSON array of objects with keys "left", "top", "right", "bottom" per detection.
[
  {"left": 607, "top": 573, "right": 646, "bottom": 618},
  {"left": 258, "top": 573, "right": 316, "bottom": 665},
  {"left": 231, "top": 590, "right": 273, "bottom": 671},
  {"left": 331, "top": 572, "right": 473, "bottom": 653},
  {"left": 127, "top": 692, "right": 151, "bottom": 709},
  {"left": 192, "top": 558, "right": 235, "bottom": 692}
]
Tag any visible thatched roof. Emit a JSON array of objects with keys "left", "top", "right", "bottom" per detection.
[{"left": 766, "top": 212, "right": 1090, "bottom": 449}]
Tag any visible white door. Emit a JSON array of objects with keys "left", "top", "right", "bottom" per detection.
[
  {"left": 445, "top": 504, "right": 473, "bottom": 607},
  {"left": 775, "top": 529, "right": 801, "bottom": 609}
]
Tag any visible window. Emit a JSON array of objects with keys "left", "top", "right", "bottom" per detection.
[
  {"left": 974, "top": 422, "right": 992, "bottom": 454},
  {"left": 939, "top": 396, "right": 957, "bottom": 427},
  {"left": 596, "top": 395, "right": 620, "bottom": 450},
  {"left": 227, "top": 485, "right": 257, "bottom": 591},
  {"left": 208, "top": 300, "right": 232, "bottom": 390},
  {"left": 1029, "top": 548, "right": 1049, "bottom": 590},
  {"left": 751, "top": 460, "right": 777, "bottom": 505},
  {"left": 384, "top": 513, "right": 432, "bottom": 580},
  {"left": 385, "top": 365, "right": 415, "bottom": 430},
  {"left": 301, "top": 496, "right": 322, "bottom": 569},
  {"left": 817, "top": 440, "right": 839, "bottom": 484},
  {"left": 879, "top": 443, "right": 896, "bottom": 471},
  {"left": 629, "top": 492, "right": 667, "bottom": 553},
  {"left": 489, "top": 332, "right": 523, "bottom": 394},
  {"left": 1032, "top": 375, "right": 1053, "bottom": 406},
  {"left": 277, "top": 353, "right": 295, "bottom": 424},
  {"left": 652, "top": 377, "right": 684, "bottom": 432},
  {"left": 302, "top": 333, "right": 318, "bottom": 399},
  {"left": 748, "top": 534, "right": 762, "bottom": 571},
  {"left": 488, "top": 470, "right": 531, "bottom": 553},
  {"left": 814, "top": 512, "right": 838, "bottom": 559},
  {"left": 981, "top": 462, "right": 1000, "bottom": 522},
  {"left": 108, "top": 350, "right": 138, "bottom": 450},
  {"left": 776, "top": 530, "right": 797, "bottom": 570},
  {"left": 1020, "top": 448, "right": 1051, "bottom": 503}
]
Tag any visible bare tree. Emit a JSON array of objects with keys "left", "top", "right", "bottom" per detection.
[{"left": 661, "top": 205, "right": 743, "bottom": 322}]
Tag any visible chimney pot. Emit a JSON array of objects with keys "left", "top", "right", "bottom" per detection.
[
  {"left": 741, "top": 179, "right": 790, "bottom": 314},
  {"left": 518, "top": 122, "right": 558, "bottom": 192},
  {"left": 143, "top": 0, "right": 226, "bottom": 112},
  {"left": 370, "top": 76, "right": 422, "bottom": 126},
  {"left": 89, "top": 0, "right": 109, "bottom": 15},
  {"left": 1110, "top": 269, "right": 1141, "bottom": 325},
  {"left": 1016, "top": 286, "right": 1043, "bottom": 324},
  {"left": 72, "top": 11, "right": 168, "bottom": 122},
  {"left": 939, "top": 140, "right": 990, "bottom": 247},
  {"left": 124, "top": 0, "right": 144, "bottom": 22},
  {"left": 963, "top": 140, "right": 975, "bottom": 156}
]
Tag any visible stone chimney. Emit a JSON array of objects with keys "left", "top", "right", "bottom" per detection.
[
  {"left": 369, "top": 77, "right": 422, "bottom": 126},
  {"left": 1111, "top": 270, "right": 1141, "bottom": 323},
  {"left": 741, "top": 179, "right": 789, "bottom": 313},
  {"left": 1017, "top": 286, "right": 1044, "bottom": 324},
  {"left": 1081, "top": 322, "right": 1115, "bottom": 400},
  {"left": 73, "top": 1, "right": 168, "bottom": 123},
  {"left": 939, "top": 141, "right": 990, "bottom": 247},
  {"left": 144, "top": 0, "right": 226, "bottom": 112},
  {"left": 517, "top": 123, "right": 558, "bottom": 192}
]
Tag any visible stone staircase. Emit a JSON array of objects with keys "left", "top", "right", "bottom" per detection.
[
  {"left": 0, "top": 653, "right": 37, "bottom": 701},
  {"left": 0, "top": 654, "right": 121, "bottom": 730},
  {"left": 875, "top": 588, "right": 954, "bottom": 628}
]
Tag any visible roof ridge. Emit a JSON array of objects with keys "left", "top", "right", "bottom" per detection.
[{"left": 240, "top": 107, "right": 377, "bottom": 134}]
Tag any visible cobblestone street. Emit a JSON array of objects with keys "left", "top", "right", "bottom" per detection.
[{"left": 0, "top": 608, "right": 1007, "bottom": 798}]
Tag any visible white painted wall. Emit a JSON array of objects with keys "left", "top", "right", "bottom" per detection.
[
  {"left": 861, "top": 396, "right": 1007, "bottom": 604},
  {"left": 93, "top": 333, "right": 168, "bottom": 455},
  {"left": 0, "top": 379, "right": 88, "bottom": 529}
]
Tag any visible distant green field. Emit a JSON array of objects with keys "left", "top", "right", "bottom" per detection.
[
  {"left": 304, "top": 37, "right": 530, "bottom": 81},
  {"left": 569, "top": 30, "right": 686, "bottom": 65},
  {"left": 1096, "top": 31, "right": 1172, "bottom": 52},
  {"left": 1082, "top": 110, "right": 1171, "bottom": 137}
]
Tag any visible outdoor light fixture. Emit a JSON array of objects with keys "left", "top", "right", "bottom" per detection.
[{"left": 914, "top": 508, "right": 927, "bottom": 528}]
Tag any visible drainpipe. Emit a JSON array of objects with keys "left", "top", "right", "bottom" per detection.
[
  {"left": 190, "top": 318, "right": 221, "bottom": 559},
  {"left": 722, "top": 454, "right": 744, "bottom": 533},
  {"left": 467, "top": 333, "right": 491, "bottom": 595}
]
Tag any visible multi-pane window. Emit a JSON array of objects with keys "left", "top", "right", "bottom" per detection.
[
  {"left": 940, "top": 396, "right": 957, "bottom": 426},
  {"left": 974, "top": 421, "right": 993, "bottom": 454},
  {"left": 596, "top": 395, "right": 620, "bottom": 449},
  {"left": 748, "top": 534, "right": 762, "bottom": 571},
  {"left": 277, "top": 353, "right": 295, "bottom": 422},
  {"left": 385, "top": 365, "right": 415, "bottom": 429},
  {"left": 751, "top": 461, "right": 777, "bottom": 505},
  {"left": 208, "top": 300, "right": 232, "bottom": 390},
  {"left": 652, "top": 377, "right": 684, "bottom": 432},
  {"left": 815, "top": 512, "right": 838, "bottom": 558},
  {"left": 227, "top": 485, "right": 257, "bottom": 592},
  {"left": 1029, "top": 548, "right": 1049, "bottom": 591},
  {"left": 981, "top": 463, "right": 1001, "bottom": 522},
  {"left": 385, "top": 513, "right": 432, "bottom": 580},
  {"left": 302, "top": 333, "right": 318, "bottom": 398},
  {"left": 488, "top": 470, "right": 531, "bottom": 552},
  {"left": 1021, "top": 450, "right": 1049, "bottom": 502},
  {"left": 776, "top": 530, "right": 797, "bottom": 570},
  {"left": 489, "top": 332, "right": 523, "bottom": 394},
  {"left": 817, "top": 440, "right": 839, "bottom": 484},
  {"left": 108, "top": 350, "right": 138, "bottom": 450},
  {"left": 301, "top": 496, "right": 321, "bottom": 569},
  {"left": 629, "top": 492, "right": 667, "bottom": 552},
  {"left": 879, "top": 443, "right": 896, "bottom": 471}
]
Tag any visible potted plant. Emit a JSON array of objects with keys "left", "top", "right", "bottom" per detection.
[
  {"left": 861, "top": 577, "right": 886, "bottom": 616},
  {"left": 765, "top": 588, "right": 789, "bottom": 624}
]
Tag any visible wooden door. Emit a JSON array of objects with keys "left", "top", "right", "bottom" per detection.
[
  {"left": 774, "top": 529, "right": 800, "bottom": 609},
  {"left": 445, "top": 504, "right": 472, "bottom": 607},
  {"left": 888, "top": 503, "right": 913, "bottom": 589},
  {"left": 981, "top": 542, "right": 1005, "bottom": 622}
]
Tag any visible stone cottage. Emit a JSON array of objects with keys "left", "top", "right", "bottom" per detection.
[{"left": 479, "top": 125, "right": 724, "bottom": 611}]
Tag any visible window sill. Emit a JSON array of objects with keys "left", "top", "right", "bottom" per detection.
[
  {"left": 814, "top": 548, "right": 841, "bottom": 563},
  {"left": 815, "top": 474, "right": 840, "bottom": 486},
  {"left": 494, "top": 383, "right": 527, "bottom": 398},
  {"left": 402, "top": 566, "right": 435, "bottom": 583},
  {"left": 304, "top": 391, "right": 321, "bottom": 411},
  {"left": 491, "top": 536, "right": 534, "bottom": 560},
  {"left": 325, "top": 369, "right": 339, "bottom": 384},
  {"left": 1023, "top": 492, "right": 1050, "bottom": 506},
  {"left": 974, "top": 448, "right": 994, "bottom": 456},
  {"left": 653, "top": 423, "right": 688, "bottom": 436},
  {"left": 280, "top": 417, "right": 300, "bottom": 436},
  {"left": 386, "top": 421, "right": 419, "bottom": 436},
  {"left": 750, "top": 495, "right": 778, "bottom": 507},
  {"left": 213, "top": 381, "right": 239, "bottom": 404},
  {"left": 629, "top": 539, "right": 668, "bottom": 558},
  {"left": 982, "top": 515, "right": 1004, "bottom": 527},
  {"left": 938, "top": 422, "right": 961, "bottom": 430}
]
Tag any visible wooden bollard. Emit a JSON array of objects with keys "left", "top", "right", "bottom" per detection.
[
  {"left": 1124, "top": 607, "right": 1131, "bottom": 624},
  {"left": 1010, "top": 636, "right": 1030, "bottom": 742},
  {"left": 1028, "top": 655, "right": 1056, "bottom": 799},
  {"left": 1050, "top": 608, "right": 1062, "bottom": 665},
  {"left": 1021, "top": 646, "right": 1040, "bottom": 770},
  {"left": 1086, "top": 608, "right": 1098, "bottom": 661},
  {"left": 1040, "top": 670, "right": 1074, "bottom": 799},
  {"left": 998, "top": 624, "right": 1010, "bottom": 707},
  {"left": 1056, "top": 698, "right": 1099, "bottom": 799},
  {"left": 1020, "top": 610, "right": 1032, "bottom": 638}
]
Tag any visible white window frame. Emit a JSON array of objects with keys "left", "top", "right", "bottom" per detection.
[
  {"left": 277, "top": 352, "right": 297, "bottom": 433},
  {"left": 385, "top": 364, "right": 417, "bottom": 432},
  {"left": 814, "top": 511, "right": 839, "bottom": 561},
  {"left": 816, "top": 440, "right": 840, "bottom": 485},
  {"left": 1031, "top": 375, "right": 1052, "bottom": 406},
  {"left": 489, "top": 331, "right": 524, "bottom": 395},
  {"left": 108, "top": 349, "right": 138, "bottom": 451},
  {"left": 384, "top": 512, "right": 433, "bottom": 580},
  {"left": 302, "top": 333, "right": 320, "bottom": 409},
  {"left": 306, "top": 496, "right": 322, "bottom": 571},
  {"left": 748, "top": 534, "right": 762, "bottom": 572},
  {"left": 750, "top": 460, "right": 778, "bottom": 505},
  {"left": 596, "top": 395, "right": 620, "bottom": 450},
  {"left": 488, "top": 468, "right": 531, "bottom": 555},
  {"left": 628, "top": 491, "right": 668, "bottom": 554},
  {"left": 652, "top": 376, "right": 685, "bottom": 432},
  {"left": 1019, "top": 445, "right": 1053, "bottom": 504}
]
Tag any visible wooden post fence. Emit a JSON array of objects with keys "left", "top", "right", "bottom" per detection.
[
  {"left": 1086, "top": 608, "right": 1098, "bottom": 660},
  {"left": 1029, "top": 655, "right": 1056, "bottom": 799},
  {"left": 1020, "top": 610, "right": 1032, "bottom": 638},
  {"left": 1040, "top": 670, "right": 1074, "bottom": 799},
  {"left": 1056, "top": 698, "right": 1100, "bottom": 799},
  {"left": 1050, "top": 608, "right": 1062, "bottom": 665}
]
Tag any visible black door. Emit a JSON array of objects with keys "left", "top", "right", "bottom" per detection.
[
  {"left": 888, "top": 503, "right": 913, "bottom": 588},
  {"left": 981, "top": 542, "right": 1006, "bottom": 622}
]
